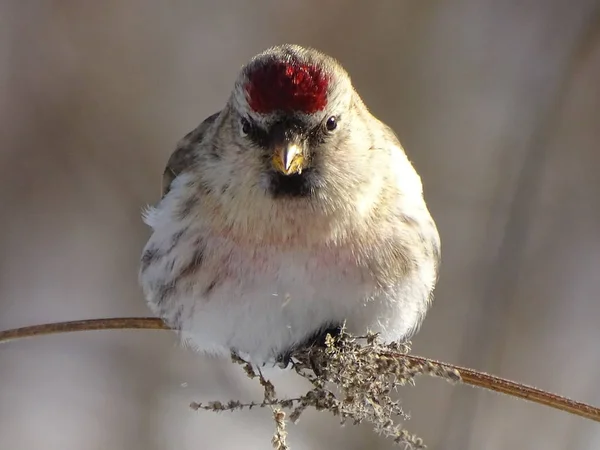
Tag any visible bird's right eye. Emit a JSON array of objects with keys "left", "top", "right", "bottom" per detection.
[{"left": 240, "top": 118, "right": 252, "bottom": 137}]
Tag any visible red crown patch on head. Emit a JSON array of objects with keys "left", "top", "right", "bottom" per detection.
[{"left": 245, "top": 60, "right": 329, "bottom": 114}]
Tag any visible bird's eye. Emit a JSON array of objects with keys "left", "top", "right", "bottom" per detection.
[
  {"left": 240, "top": 118, "right": 252, "bottom": 137},
  {"left": 325, "top": 116, "right": 337, "bottom": 132}
]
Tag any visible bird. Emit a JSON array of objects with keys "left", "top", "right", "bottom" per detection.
[{"left": 139, "top": 44, "right": 440, "bottom": 366}]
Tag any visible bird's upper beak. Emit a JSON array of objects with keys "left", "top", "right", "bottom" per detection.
[{"left": 272, "top": 142, "right": 304, "bottom": 176}]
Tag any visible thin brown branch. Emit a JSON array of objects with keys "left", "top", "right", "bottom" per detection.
[
  {"left": 1, "top": 317, "right": 598, "bottom": 423},
  {"left": 0, "top": 317, "right": 168, "bottom": 343},
  {"left": 401, "top": 354, "right": 600, "bottom": 423}
]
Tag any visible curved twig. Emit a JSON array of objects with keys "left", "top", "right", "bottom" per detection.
[
  {"left": 0, "top": 317, "right": 168, "bottom": 341},
  {"left": 0, "top": 317, "right": 598, "bottom": 423}
]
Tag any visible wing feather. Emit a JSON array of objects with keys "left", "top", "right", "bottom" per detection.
[{"left": 161, "top": 111, "right": 221, "bottom": 197}]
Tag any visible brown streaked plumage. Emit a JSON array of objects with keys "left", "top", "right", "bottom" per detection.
[{"left": 162, "top": 112, "right": 221, "bottom": 197}]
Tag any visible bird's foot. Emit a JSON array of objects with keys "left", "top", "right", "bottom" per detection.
[{"left": 276, "top": 323, "right": 343, "bottom": 371}]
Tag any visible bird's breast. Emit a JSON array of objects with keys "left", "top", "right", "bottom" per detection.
[{"left": 142, "top": 222, "right": 427, "bottom": 364}]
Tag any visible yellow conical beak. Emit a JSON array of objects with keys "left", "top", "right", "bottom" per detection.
[{"left": 272, "top": 143, "right": 304, "bottom": 175}]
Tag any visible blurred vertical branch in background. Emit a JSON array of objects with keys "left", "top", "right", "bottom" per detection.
[{"left": 441, "top": 2, "right": 600, "bottom": 449}]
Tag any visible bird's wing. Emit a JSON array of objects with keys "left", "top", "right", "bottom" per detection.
[
  {"left": 162, "top": 111, "right": 221, "bottom": 197},
  {"left": 379, "top": 120, "right": 442, "bottom": 296}
]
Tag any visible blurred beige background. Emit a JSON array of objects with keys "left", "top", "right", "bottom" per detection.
[{"left": 1, "top": 1, "right": 600, "bottom": 449}]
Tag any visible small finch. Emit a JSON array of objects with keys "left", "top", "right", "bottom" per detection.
[{"left": 139, "top": 44, "right": 440, "bottom": 365}]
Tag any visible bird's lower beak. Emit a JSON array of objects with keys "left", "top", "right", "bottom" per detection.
[{"left": 272, "top": 143, "right": 304, "bottom": 175}]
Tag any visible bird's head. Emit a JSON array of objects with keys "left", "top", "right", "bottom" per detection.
[
  {"left": 220, "top": 45, "right": 371, "bottom": 202},
  {"left": 197, "top": 45, "right": 408, "bottom": 241}
]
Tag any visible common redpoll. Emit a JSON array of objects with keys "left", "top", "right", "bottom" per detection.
[{"left": 139, "top": 44, "right": 440, "bottom": 365}]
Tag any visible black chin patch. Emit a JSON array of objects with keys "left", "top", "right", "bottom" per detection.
[{"left": 266, "top": 169, "right": 318, "bottom": 198}]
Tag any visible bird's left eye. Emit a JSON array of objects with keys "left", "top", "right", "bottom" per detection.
[
  {"left": 240, "top": 118, "right": 252, "bottom": 137},
  {"left": 325, "top": 116, "right": 337, "bottom": 132}
]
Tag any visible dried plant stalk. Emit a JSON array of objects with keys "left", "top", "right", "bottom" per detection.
[{"left": 1, "top": 317, "right": 599, "bottom": 426}]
